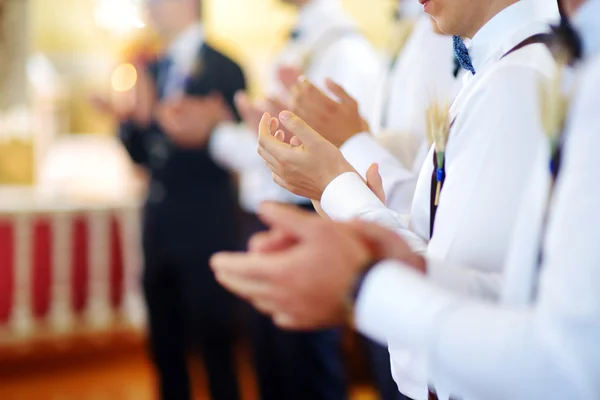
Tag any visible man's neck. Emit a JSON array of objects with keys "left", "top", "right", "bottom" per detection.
[
  {"left": 165, "top": 20, "right": 199, "bottom": 47},
  {"left": 465, "top": 0, "right": 518, "bottom": 38}
]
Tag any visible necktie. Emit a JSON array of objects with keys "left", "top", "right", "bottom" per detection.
[
  {"left": 156, "top": 56, "right": 173, "bottom": 99},
  {"left": 452, "top": 35, "right": 476, "bottom": 75}
]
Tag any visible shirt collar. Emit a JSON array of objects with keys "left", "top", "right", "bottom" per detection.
[
  {"left": 572, "top": 0, "right": 600, "bottom": 58},
  {"left": 167, "top": 22, "right": 204, "bottom": 71},
  {"left": 295, "top": 0, "right": 354, "bottom": 45},
  {"left": 468, "top": 0, "right": 547, "bottom": 72}
]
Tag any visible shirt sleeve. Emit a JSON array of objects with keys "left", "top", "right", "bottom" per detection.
[
  {"left": 340, "top": 133, "right": 419, "bottom": 215},
  {"left": 208, "top": 121, "right": 263, "bottom": 172},
  {"left": 320, "top": 171, "right": 428, "bottom": 253},
  {"left": 354, "top": 58, "right": 600, "bottom": 400}
]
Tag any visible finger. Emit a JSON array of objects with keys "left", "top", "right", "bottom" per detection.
[
  {"left": 278, "top": 111, "right": 321, "bottom": 146},
  {"left": 257, "top": 145, "right": 281, "bottom": 171},
  {"left": 257, "top": 202, "right": 318, "bottom": 236},
  {"left": 274, "top": 129, "right": 285, "bottom": 142},
  {"left": 248, "top": 229, "right": 298, "bottom": 253},
  {"left": 215, "top": 271, "right": 273, "bottom": 302},
  {"left": 234, "top": 91, "right": 252, "bottom": 118},
  {"left": 366, "top": 163, "right": 386, "bottom": 203},
  {"left": 346, "top": 220, "right": 408, "bottom": 260},
  {"left": 270, "top": 116, "right": 280, "bottom": 136},
  {"left": 266, "top": 96, "right": 288, "bottom": 114},
  {"left": 253, "top": 299, "right": 279, "bottom": 316},
  {"left": 289, "top": 136, "right": 302, "bottom": 147},
  {"left": 258, "top": 112, "right": 273, "bottom": 138},
  {"left": 325, "top": 79, "right": 356, "bottom": 106},
  {"left": 273, "top": 313, "right": 300, "bottom": 330},
  {"left": 296, "top": 80, "right": 335, "bottom": 110},
  {"left": 210, "top": 252, "right": 279, "bottom": 282},
  {"left": 292, "top": 101, "right": 324, "bottom": 124},
  {"left": 258, "top": 113, "right": 293, "bottom": 156}
]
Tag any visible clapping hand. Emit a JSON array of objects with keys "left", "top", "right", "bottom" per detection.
[
  {"left": 290, "top": 78, "right": 369, "bottom": 148},
  {"left": 157, "top": 94, "right": 232, "bottom": 148},
  {"left": 257, "top": 111, "right": 355, "bottom": 200}
]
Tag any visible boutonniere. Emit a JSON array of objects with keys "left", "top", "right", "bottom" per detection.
[
  {"left": 426, "top": 100, "right": 451, "bottom": 206},
  {"left": 538, "top": 59, "right": 570, "bottom": 177}
]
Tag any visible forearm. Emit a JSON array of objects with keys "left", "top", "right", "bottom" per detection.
[
  {"left": 355, "top": 261, "right": 587, "bottom": 400},
  {"left": 340, "top": 133, "right": 418, "bottom": 215},
  {"left": 321, "top": 172, "right": 427, "bottom": 253},
  {"left": 209, "top": 122, "right": 263, "bottom": 171}
]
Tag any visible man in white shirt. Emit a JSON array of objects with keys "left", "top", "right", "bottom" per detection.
[
  {"left": 287, "top": 5, "right": 457, "bottom": 215},
  {"left": 205, "top": 1, "right": 386, "bottom": 399},
  {"left": 230, "top": 0, "right": 559, "bottom": 398},
  {"left": 210, "top": 0, "right": 600, "bottom": 398}
]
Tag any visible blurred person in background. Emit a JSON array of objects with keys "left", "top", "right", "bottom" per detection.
[
  {"left": 182, "top": 0, "right": 392, "bottom": 399},
  {"left": 92, "top": 0, "right": 246, "bottom": 399}
]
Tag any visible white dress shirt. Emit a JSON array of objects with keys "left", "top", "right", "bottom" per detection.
[
  {"left": 343, "top": 15, "right": 457, "bottom": 215},
  {"left": 355, "top": 2, "right": 600, "bottom": 399},
  {"left": 209, "top": 0, "right": 383, "bottom": 213},
  {"left": 321, "top": 2, "right": 556, "bottom": 398},
  {"left": 161, "top": 23, "right": 204, "bottom": 99}
]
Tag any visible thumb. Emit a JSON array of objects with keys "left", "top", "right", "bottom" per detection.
[
  {"left": 278, "top": 111, "right": 321, "bottom": 146},
  {"left": 366, "top": 163, "right": 386, "bottom": 203},
  {"left": 325, "top": 79, "right": 355, "bottom": 105},
  {"left": 234, "top": 91, "right": 250, "bottom": 110},
  {"left": 257, "top": 202, "right": 319, "bottom": 238}
]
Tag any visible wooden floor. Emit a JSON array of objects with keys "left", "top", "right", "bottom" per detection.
[{"left": 0, "top": 330, "right": 378, "bottom": 400}]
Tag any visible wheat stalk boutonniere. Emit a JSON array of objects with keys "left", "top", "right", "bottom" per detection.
[
  {"left": 426, "top": 100, "right": 451, "bottom": 205},
  {"left": 539, "top": 60, "right": 570, "bottom": 176}
]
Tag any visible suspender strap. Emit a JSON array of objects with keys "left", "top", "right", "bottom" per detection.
[
  {"left": 426, "top": 33, "right": 552, "bottom": 399},
  {"left": 501, "top": 33, "right": 550, "bottom": 59}
]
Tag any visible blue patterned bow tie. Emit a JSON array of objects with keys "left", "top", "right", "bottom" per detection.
[
  {"left": 289, "top": 29, "right": 301, "bottom": 41},
  {"left": 453, "top": 35, "right": 476, "bottom": 75}
]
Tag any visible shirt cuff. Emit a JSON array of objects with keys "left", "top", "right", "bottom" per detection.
[
  {"left": 340, "top": 132, "right": 414, "bottom": 180},
  {"left": 209, "top": 122, "right": 261, "bottom": 171},
  {"left": 354, "top": 259, "right": 458, "bottom": 350},
  {"left": 321, "top": 172, "right": 388, "bottom": 221}
]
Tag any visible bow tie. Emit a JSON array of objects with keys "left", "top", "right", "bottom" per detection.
[
  {"left": 453, "top": 35, "right": 476, "bottom": 75},
  {"left": 289, "top": 29, "right": 302, "bottom": 41}
]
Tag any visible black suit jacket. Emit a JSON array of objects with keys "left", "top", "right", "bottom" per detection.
[{"left": 120, "top": 44, "right": 246, "bottom": 257}]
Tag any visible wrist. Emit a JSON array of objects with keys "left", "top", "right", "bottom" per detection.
[
  {"left": 406, "top": 253, "right": 427, "bottom": 274},
  {"left": 335, "top": 131, "right": 362, "bottom": 148},
  {"left": 319, "top": 163, "right": 355, "bottom": 200},
  {"left": 345, "top": 257, "right": 378, "bottom": 327}
]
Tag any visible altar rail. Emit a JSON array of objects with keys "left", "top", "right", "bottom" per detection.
[{"left": 0, "top": 188, "right": 145, "bottom": 344}]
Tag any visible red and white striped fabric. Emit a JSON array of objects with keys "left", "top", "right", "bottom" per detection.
[{"left": 0, "top": 188, "right": 145, "bottom": 337}]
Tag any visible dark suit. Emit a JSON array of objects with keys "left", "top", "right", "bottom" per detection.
[{"left": 120, "top": 43, "right": 246, "bottom": 400}]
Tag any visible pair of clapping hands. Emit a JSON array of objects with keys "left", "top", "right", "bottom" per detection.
[
  {"left": 91, "top": 62, "right": 232, "bottom": 148},
  {"left": 239, "top": 67, "right": 381, "bottom": 203}
]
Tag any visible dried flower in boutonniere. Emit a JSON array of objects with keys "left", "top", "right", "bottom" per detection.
[{"left": 426, "top": 100, "right": 451, "bottom": 206}]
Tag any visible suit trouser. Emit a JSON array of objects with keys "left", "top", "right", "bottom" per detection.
[
  {"left": 242, "top": 208, "right": 348, "bottom": 400},
  {"left": 363, "top": 336, "right": 412, "bottom": 400},
  {"left": 142, "top": 234, "right": 241, "bottom": 400}
]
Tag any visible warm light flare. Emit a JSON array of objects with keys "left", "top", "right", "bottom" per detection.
[{"left": 111, "top": 63, "right": 138, "bottom": 92}]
